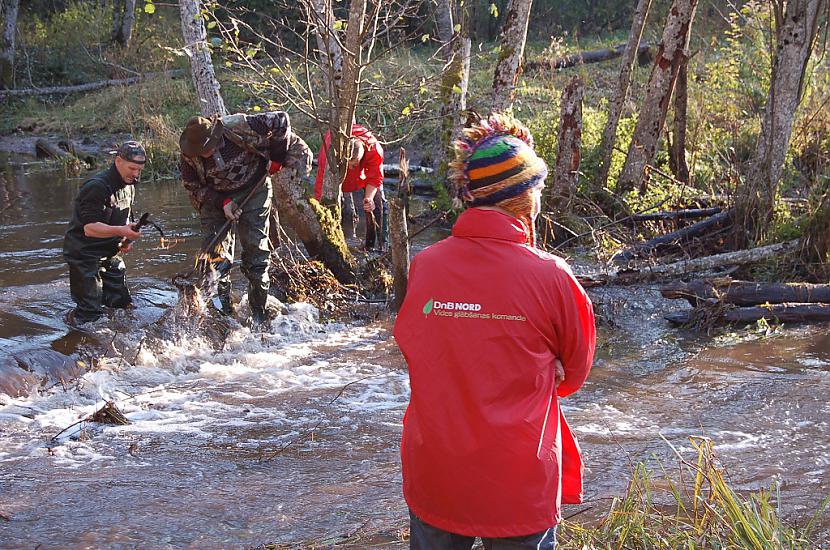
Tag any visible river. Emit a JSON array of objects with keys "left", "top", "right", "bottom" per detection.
[{"left": 0, "top": 157, "right": 828, "bottom": 549}]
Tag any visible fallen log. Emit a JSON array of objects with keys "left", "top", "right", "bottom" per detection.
[
  {"left": 35, "top": 138, "right": 74, "bottom": 160},
  {"left": 661, "top": 279, "right": 830, "bottom": 307},
  {"left": 665, "top": 303, "right": 830, "bottom": 325},
  {"left": 58, "top": 139, "right": 97, "bottom": 165},
  {"left": 527, "top": 43, "right": 653, "bottom": 72},
  {"left": 383, "top": 176, "right": 434, "bottom": 194},
  {"left": 607, "top": 239, "right": 800, "bottom": 284},
  {"left": 632, "top": 207, "right": 722, "bottom": 222},
  {"left": 0, "top": 69, "right": 186, "bottom": 98},
  {"left": 612, "top": 209, "right": 733, "bottom": 265}
]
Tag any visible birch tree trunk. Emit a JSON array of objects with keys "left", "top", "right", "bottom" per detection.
[
  {"left": 435, "top": 0, "right": 455, "bottom": 47},
  {"left": 490, "top": 0, "right": 533, "bottom": 113},
  {"left": 737, "top": 0, "right": 827, "bottom": 245},
  {"left": 319, "top": 0, "right": 366, "bottom": 207},
  {"left": 0, "top": 0, "right": 20, "bottom": 90},
  {"left": 549, "top": 75, "right": 583, "bottom": 211},
  {"left": 179, "top": 0, "right": 226, "bottom": 117},
  {"left": 112, "top": 0, "right": 137, "bottom": 47},
  {"left": 597, "top": 0, "right": 653, "bottom": 189},
  {"left": 617, "top": 0, "right": 698, "bottom": 195},
  {"left": 309, "top": 0, "right": 343, "bottom": 93}
]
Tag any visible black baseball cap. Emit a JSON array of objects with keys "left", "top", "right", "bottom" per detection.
[{"left": 115, "top": 140, "right": 146, "bottom": 164}]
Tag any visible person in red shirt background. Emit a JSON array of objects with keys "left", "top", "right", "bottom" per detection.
[
  {"left": 314, "top": 124, "right": 387, "bottom": 249},
  {"left": 394, "top": 113, "right": 596, "bottom": 549}
]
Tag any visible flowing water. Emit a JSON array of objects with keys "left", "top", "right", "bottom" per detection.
[{"left": 0, "top": 157, "right": 828, "bottom": 549}]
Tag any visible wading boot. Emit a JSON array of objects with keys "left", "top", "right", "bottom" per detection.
[{"left": 248, "top": 285, "right": 270, "bottom": 331}]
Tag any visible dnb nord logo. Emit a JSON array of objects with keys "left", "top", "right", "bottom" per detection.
[{"left": 423, "top": 298, "right": 483, "bottom": 315}]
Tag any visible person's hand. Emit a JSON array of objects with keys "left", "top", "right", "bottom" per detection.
[
  {"left": 121, "top": 224, "right": 141, "bottom": 241},
  {"left": 554, "top": 358, "right": 565, "bottom": 388},
  {"left": 363, "top": 197, "right": 375, "bottom": 212},
  {"left": 223, "top": 200, "right": 242, "bottom": 221},
  {"left": 119, "top": 241, "right": 134, "bottom": 254}
]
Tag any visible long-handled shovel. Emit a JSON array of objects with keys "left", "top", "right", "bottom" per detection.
[{"left": 172, "top": 181, "right": 263, "bottom": 291}]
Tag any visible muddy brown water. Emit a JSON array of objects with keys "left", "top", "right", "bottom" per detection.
[{"left": 0, "top": 157, "right": 828, "bottom": 548}]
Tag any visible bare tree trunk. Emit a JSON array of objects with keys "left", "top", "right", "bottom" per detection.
[
  {"left": 597, "top": 0, "right": 653, "bottom": 189},
  {"left": 112, "top": 0, "right": 137, "bottom": 47},
  {"left": 669, "top": 57, "right": 690, "bottom": 183},
  {"left": 434, "top": 32, "right": 471, "bottom": 179},
  {"left": 617, "top": 0, "right": 698, "bottom": 195},
  {"left": 435, "top": 0, "right": 455, "bottom": 46},
  {"left": 0, "top": 0, "right": 20, "bottom": 90},
  {"left": 549, "top": 75, "right": 583, "bottom": 211},
  {"left": 389, "top": 148, "right": 411, "bottom": 311},
  {"left": 737, "top": 0, "right": 827, "bottom": 245},
  {"left": 179, "top": 0, "right": 227, "bottom": 117},
  {"left": 490, "top": 0, "right": 533, "bottom": 113},
  {"left": 319, "top": 0, "right": 366, "bottom": 207},
  {"left": 309, "top": 0, "right": 343, "bottom": 92}
]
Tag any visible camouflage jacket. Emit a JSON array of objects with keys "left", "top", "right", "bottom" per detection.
[{"left": 180, "top": 111, "right": 308, "bottom": 210}]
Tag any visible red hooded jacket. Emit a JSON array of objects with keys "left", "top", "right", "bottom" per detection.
[
  {"left": 313, "top": 124, "right": 384, "bottom": 200},
  {"left": 393, "top": 208, "right": 595, "bottom": 538}
]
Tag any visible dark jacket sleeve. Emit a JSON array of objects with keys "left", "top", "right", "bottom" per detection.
[
  {"left": 284, "top": 133, "right": 312, "bottom": 176},
  {"left": 362, "top": 141, "right": 384, "bottom": 189},
  {"left": 246, "top": 111, "right": 292, "bottom": 164},
  {"left": 180, "top": 156, "right": 221, "bottom": 211},
  {"left": 76, "top": 181, "right": 110, "bottom": 225}
]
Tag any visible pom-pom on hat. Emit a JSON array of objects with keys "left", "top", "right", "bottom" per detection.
[{"left": 449, "top": 113, "right": 547, "bottom": 209}]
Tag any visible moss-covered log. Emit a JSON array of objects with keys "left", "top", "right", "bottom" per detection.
[{"left": 271, "top": 168, "right": 356, "bottom": 284}]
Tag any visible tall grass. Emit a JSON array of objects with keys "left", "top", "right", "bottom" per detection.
[{"left": 560, "top": 437, "right": 830, "bottom": 549}]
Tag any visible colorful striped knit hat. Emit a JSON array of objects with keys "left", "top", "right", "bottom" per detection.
[{"left": 449, "top": 114, "right": 548, "bottom": 244}]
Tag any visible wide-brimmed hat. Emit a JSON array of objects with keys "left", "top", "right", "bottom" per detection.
[{"left": 179, "top": 116, "right": 224, "bottom": 156}]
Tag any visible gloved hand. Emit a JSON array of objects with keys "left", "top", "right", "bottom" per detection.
[{"left": 223, "top": 199, "right": 242, "bottom": 221}]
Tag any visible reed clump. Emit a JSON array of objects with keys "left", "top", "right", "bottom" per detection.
[{"left": 560, "top": 437, "right": 830, "bottom": 549}]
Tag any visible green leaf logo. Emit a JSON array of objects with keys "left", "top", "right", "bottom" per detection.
[{"left": 423, "top": 299, "right": 434, "bottom": 315}]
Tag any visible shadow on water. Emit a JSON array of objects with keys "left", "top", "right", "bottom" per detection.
[{"left": 0, "top": 155, "right": 828, "bottom": 548}]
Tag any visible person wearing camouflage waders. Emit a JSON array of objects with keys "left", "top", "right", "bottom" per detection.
[
  {"left": 63, "top": 141, "right": 145, "bottom": 324},
  {"left": 179, "top": 112, "right": 310, "bottom": 328}
]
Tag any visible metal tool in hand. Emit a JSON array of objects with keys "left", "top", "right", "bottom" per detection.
[{"left": 122, "top": 212, "right": 165, "bottom": 247}]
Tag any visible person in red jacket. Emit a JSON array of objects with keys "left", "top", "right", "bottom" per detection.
[
  {"left": 394, "top": 114, "right": 596, "bottom": 549},
  {"left": 313, "top": 124, "right": 386, "bottom": 249}
]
